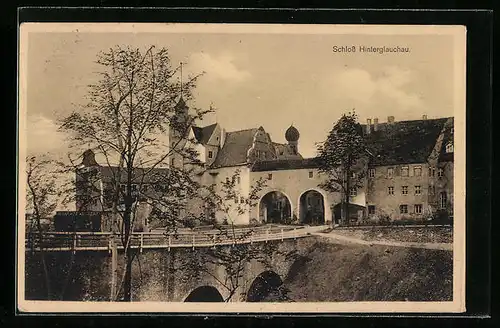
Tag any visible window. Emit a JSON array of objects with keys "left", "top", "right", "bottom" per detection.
[
  {"left": 414, "top": 165, "right": 422, "bottom": 177},
  {"left": 429, "top": 185, "right": 435, "bottom": 195},
  {"left": 171, "top": 158, "right": 175, "bottom": 166},
  {"left": 446, "top": 142, "right": 454, "bottom": 153},
  {"left": 388, "top": 186, "right": 394, "bottom": 195},
  {"left": 225, "top": 177, "right": 230, "bottom": 184},
  {"left": 368, "top": 168, "right": 375, "bottom": 178},
  {"left": 401, "top": 186, "right": 408, "bottom": 195},
  {"left": 368, "top": 205, "right": 376, "bottom": 215},
  {"left": 440, "top": 192, "right": 447, "bottom": 209},
  {"left": 208, "top": 151, "right": 213, "bottom": 159},
  {"left": 308, "top": 171, "right": 314, "bottom": 179},
  {"left": 268, "top": 173, "right": 273, "bottom": 180},
  {"left": 400, "top": 204, "right": 408, "bottom": 214},
  {"left": 414, "top": 204, "right": 423, "bottom": 214},
  {"left": 387, "top": 167, "right": 394, "bottom": 178},
  {"left": 401, "top": 166, "right": 409, "bottom": 177},
  {"left": 240, "top": 197, "right": 245, "bottom": 204},
  {"left": 438, "top": 168, "right": 444, "bottom": 178},
  {"left": 234, "top": 197, "right": 238, "bottom": 204},
  {"left": 429, "top": 167, "right": 435, "bottom": 177},
  {"left": 350, "top": 188, "right": 357, "bottom": 197},
  {"left": 415, "top": 185, "right": 421, "bottom": 195},
  {"left": 236, "top": 176, "right": 241, "bottom": 184}
]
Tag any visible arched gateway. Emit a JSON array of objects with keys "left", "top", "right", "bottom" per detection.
[
  {"left": 299, "top": 189, "right": 325, "bottom": 225},
  {"left": 259, "top": 191, "right": 292, "bottom": 224}
]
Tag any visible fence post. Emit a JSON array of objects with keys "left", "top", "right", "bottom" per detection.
[
  {"left": 140, "top": 233, "right": 144, "bottom": 253},
  {"left": 168, "top": 234, "right": 171, "bottom": 251},
  {"left": 281, "top": 228, "right": 284, "bottom": 241},
  {"left": 72, "top": 234, "right": 77, "bottom": 254},
  {"left": 266, "top": 228, "right": 269, "bottom": 243},
  {"left": 294, "top": 227, "right": 297, "bottom": 240},
  {"left": 192, "top": 234, "right": 195, "bottom": 250},
  {"left": 212, "top": 233, "right": 216, "bottom": 249}
]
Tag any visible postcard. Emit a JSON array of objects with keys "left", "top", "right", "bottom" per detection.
[{"left": 17, "top": 22, "right": 466, "bottom": 313}]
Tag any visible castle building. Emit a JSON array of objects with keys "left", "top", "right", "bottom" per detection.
[{"left": 74, "top": 97, "right": 454, "bottom": 229}]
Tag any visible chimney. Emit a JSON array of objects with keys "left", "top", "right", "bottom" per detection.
[
  {"left": 373, "top": 118, "right": 379, "bottom": 131},
  {"left": 387, "top": 116, "right": 395, "bottom": 124},
  {"left": 82, "top": 149, "right": 98, "bottom": 167},
  {"left": 366, "top": 119, "right": 372, "bottom": 134},
  {"left": 422, "top": 114, "right": 428, "bottom": 120}
]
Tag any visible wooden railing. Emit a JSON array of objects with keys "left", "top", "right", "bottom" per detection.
[{"left": 25, "top": 225, "right": 327, "bottom": 253}]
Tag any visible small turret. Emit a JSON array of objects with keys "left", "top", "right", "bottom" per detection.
[
  {"left": 285, "top": 125, "right": 300, "bottom": 155},
  {"left": 82, "top": 149, "right": 98, "bottom": 167}
]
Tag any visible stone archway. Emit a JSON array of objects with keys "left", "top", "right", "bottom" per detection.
[
  {"left": 184, "top": 285, "right": 224, "bottom": 302},
  {"left": 299, "top": 190, "right": 325, "bottom": 225},
  {"left": 259, "top": 191, "right": 292, "bottom": 224},
  {"left": 246, "top": 271, "right": 284, "bottom": 302}
]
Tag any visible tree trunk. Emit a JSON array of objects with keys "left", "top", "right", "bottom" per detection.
[
  {"left": 122, "top": 195, "right": 133, "bottom": 301},
  {"left": 344, "top": 166, "right": 351, "bottom": 226},
  {"left": 123, "top": 247, "right": 133, "bottom": 301}
]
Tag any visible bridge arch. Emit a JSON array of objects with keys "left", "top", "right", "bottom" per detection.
[
  {"left": 183, "top": 285, "right": 224, "bottom": 302},
  {"left": 258, "top": 190, "right": 294, "bottom": 224},
  {"left": 246, "top": 270, "right": 284, "bottom": 302}
]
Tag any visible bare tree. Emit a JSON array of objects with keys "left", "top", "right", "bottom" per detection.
[
  {"left": 25, "top": 155, "right": 61, "bottom": 299},
  {"left": 58, "top": 45, "right": 212, "bottom": 301},
  {"left": 316, "top": 111, "right": 368, "bottom": 226}
]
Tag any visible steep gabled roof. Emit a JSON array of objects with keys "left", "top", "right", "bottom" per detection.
[
  {"left": 210, "top": 128, "right": 258, "bottom": 168},
  {"left": 438, "top": 117, "right": 454, "bottom": 162},
  {"left": 362, "top": 118, "right": 450, "bottom": 166},
  {"left": 191, "top": 123, "right": 218, "bottom": 145}
]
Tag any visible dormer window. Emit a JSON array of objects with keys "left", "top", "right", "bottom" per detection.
[
  {"left": 445, "top": 142, "right": 454, "bottom": 153},
  {"left": 208, "top": 151, "right": 213, "bottom": 159}
]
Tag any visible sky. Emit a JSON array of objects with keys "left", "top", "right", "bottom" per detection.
[{"left": 22, "top": 25, "right": 457, "bottom": 159}]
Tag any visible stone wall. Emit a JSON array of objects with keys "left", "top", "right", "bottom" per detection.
[{"left": 24, "top": 239, "right": 302, "bottom": 302}]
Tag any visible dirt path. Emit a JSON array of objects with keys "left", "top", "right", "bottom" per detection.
[{"left": 311, "top": 232, "right": 453, "bottom": 251}]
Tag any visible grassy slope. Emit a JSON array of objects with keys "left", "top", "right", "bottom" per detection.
[{"left": 283, "top": 237, "right": 453, "bottom": 302}]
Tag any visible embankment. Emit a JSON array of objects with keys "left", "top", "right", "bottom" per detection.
[{"left": 282, "top": 236, "right": 453, "bottom": 302}]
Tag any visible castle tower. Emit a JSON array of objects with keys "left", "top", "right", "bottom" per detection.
[
  {"left": 285, "top": 125, "right": 300, "bottom": 155},
  {"left": 169, "top": 96, "right": 190, "bottom": 169},
  {"left": 169, "top": 62, "right": 191, "bottom": 169}
]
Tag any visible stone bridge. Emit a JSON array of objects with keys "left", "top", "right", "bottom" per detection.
[{"left": 24, "top": 228, "right": 325, "bottom": 302}]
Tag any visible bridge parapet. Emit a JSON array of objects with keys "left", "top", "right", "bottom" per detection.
[{"left": 25, "top": 225, "right": 328, "bottom": 253}]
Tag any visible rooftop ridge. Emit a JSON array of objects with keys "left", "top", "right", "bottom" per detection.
[{"left": 361, "top": 116, "right": 452, "bottom": 125}]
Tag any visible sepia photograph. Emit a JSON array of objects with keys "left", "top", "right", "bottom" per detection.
[{"left": 17, "top": 23, "right": 466, "bottom": 313}]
